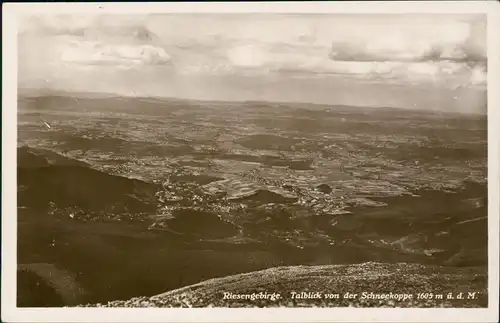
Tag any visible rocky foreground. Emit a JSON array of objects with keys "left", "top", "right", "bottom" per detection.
[{"left": 83, "top": 262, "right": 487, "bottom": 308}]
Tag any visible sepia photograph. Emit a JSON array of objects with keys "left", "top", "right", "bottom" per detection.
[{"left": 2, "top": 2, "right": 499, "bottom": 323}]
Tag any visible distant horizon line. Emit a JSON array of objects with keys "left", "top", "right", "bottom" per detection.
[{"left": 17, "top": 86, "right": 487, "bottom": 116}]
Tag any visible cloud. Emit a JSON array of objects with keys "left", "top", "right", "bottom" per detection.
[
  {"left": 19, "top": 15, "right": 171, "bottom": 68},
  {"left": 18, "top": 13, "right": 487, "bottom": 102},
  {"left": 222, "top": 41, "right": 486, "bottom": 87},
  {"left": 328, "top": 41, "right": 486, "bottom": 64},
  {"left": 20, "top": 14, "right": 157, "bottom": 42},
  {"left": 60, "top": 41, "right": 172, "bottom": 67}
]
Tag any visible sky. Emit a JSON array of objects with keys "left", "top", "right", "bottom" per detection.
[{"left": 18, "top": 14, "right": 487, "bottom": 113}]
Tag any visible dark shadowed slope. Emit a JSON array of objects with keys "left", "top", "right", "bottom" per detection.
[{"left": 18, "top": 146, "right": 159, "bottom": 214}]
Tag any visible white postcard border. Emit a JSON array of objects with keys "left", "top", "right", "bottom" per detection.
[{"left": 2, "top": 2, "right": 499, "bottom": 322}]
